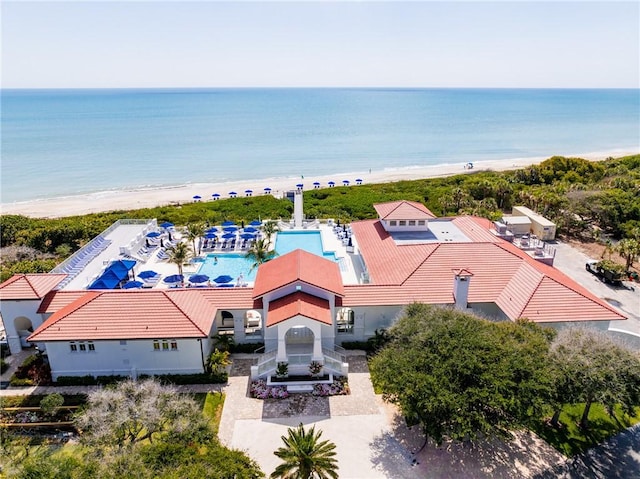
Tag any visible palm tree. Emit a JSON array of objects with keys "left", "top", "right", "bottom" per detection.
[
  {"left": 245, "top": 238, "right": 277, "bottom": 271},
  {"left": 166, "top": 241, "right": 191, "bottom": 277},
  {"left": 271, "top": 423, "right": 338, "bottom": 479},
  {"left": 185, "top": 223, "right": 205, "bottom": 256},
  {"left": 261, "top": 220, "right": 280, "bottom": 247}
]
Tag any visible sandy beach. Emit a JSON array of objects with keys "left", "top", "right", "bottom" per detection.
[{"left": 1, "top": 150, "right": 636, "bottom": 218}]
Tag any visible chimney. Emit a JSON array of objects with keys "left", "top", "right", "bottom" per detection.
[{"left": 452, "top": 268, "right": 473, "bottom": 310}]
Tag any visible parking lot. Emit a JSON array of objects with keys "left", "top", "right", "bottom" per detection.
[{"left": 551, "top": 241, "right": 640, "bottom": 343}]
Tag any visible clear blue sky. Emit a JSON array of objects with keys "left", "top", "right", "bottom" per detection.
[{"left": 2, "top": 1, "right": 638, "bottom": 88}]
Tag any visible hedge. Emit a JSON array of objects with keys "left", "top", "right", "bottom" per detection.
[
  {"left": 54, "top": 372, "right": 228, "bottom": 386},
  {"left": 340, "top": 341, "right": 374, "bottom": 352},
  {"left": 230, "top": 342, "right": 265, "bottom": 354}
]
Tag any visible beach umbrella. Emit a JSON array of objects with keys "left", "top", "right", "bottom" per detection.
[
  {"left": 138, "top": 270, "right": 159, "bottom": 279},
  {"left": 146, "top": 231, "right": 161, "bottom": 238},
  {"left": 243, "top": 227, "right": 258, "bottom": 233},
  {"left": 249, "top": 220, "right": 262, "bottom": 226},
  {"left": 342, "top": 180, "right": 350, "bottom": 185},
  {"left": 213, "top": 275, "right": 234, "bottom": 284},
  {"left": 313, "top": 182, "right": 320, "bottom": 188},
  {"left": 222, "top": 220, "right": 235, "bottom": 227},
  {"left": 193, "top": 195, "right": 202, "bottom": 200},
  {"left": 212, "top": 193, "right": 220, "bottom": 199},
  {"left": 328, "top": 181, "right": 335, "bottom": 187},
  {"left": 240, "top": 232, "right": 257, "bottom": 240},
  {"left": 355, "top": 178, "right": 363, "bottom": 185},
  {"left": 206, "top": 227, "right": 218, "bottom": 233},
  {"left": 263, "top": 187, "right": 272, "bottom": 194},
  {"left": 223, "top": 226, "right": 238, "bottom": 232},
  {"left": 296, "top": 183, "right": 304, "bottom": 189},
  {"left": 245, "top": 189, "right": 253, "bottom": 194},
  {"left": 229, "top": 191, "right": 237, "bottom": 197},
  {"left": 163, "top": 274, "right": 184, "bottom": 284},
  {"left": 160, "top": 222, "right": 174, "bottom": 229},
  {"left": 189, "top": 274, "right": 209, "bottom": 284},
  {"left": 123, "top": 280, "right": 144, "bottom": 289},
  {"left": 204, "top": 232, "right": 217, "bottom": 239},
  {"left": 222, "top": 233, "right": 236, "bottom": 240}
]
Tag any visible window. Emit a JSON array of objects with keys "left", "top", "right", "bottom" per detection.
[
  {"left": 408, "top": 220, "right": 416, "bottom": 226},
  {"left": 71, "top": 341, "right": 95, "bottom": 352},
  {"left": 120, "top": 340, "right": 127, "bottom": 346},
  {"left": 389, "top": 220, "right": 397, "bottom": 226},
  {"left": 399, "top": 220, "right": 406, "bottom": 226},
  {"left": 337, "top": 308, "right": 355, "bottom": 334},
  {"left": 418, "top": 220, "right": 426, "bottom": 226},
  {"left": 153, "top": 339, "right": 178, "bottom": 351}
]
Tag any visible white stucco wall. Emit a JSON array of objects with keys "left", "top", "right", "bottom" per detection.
[
  {"left": 0, "top": 299, "right": 45, "bottom": 354},
  {"left": 381, "top": 220, "right": 429, "bottom": 233},
  {"left": 45, "top": 338, "right": 206, "bottom": 380}
]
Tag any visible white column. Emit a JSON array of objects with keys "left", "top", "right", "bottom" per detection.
[{"left": 277, "top": 325, "right": 288, "bottom": 362}]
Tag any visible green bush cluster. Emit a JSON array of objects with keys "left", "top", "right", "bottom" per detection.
[
  {"left": 54, "top": 372, "right": 228, "bottom": 386},
  {"left": 0, "top": 358, "right": 7, "bottom": 374},
  {"left": 340, "top": 341, "right": 374, "bottom": 352},
  {"left": 230, "top": 342, "right": 265, "bottom": 353}
]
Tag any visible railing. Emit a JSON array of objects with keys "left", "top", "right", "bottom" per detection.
[
  {"left": 287, "top": 354, "right": 313, "bottom": 365},
  {"left": 257, "top": 356, "right": 277, "bottom": 376}
]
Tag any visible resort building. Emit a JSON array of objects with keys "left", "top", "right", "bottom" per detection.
[{"left": 0, "top": 200, "right": 626, "bottom": 381}]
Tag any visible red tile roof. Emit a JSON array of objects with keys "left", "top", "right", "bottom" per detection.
[
  {"left": 346, "top": 218, "right": 625, "bottom": 323},
  {"left": 29, "top": 290, "right": 218, "bottom": 341},
  {"left": 374, "top": 200, "right": 436, "bottom": 220},
  {"left": 266, "top": 292, "right": 331, "bottom": 327},
  {"left": 253, "top": 249, "right": 344, "bottom": 298},
  {"left": 0, "top": 274, "right": 67, "bottom": 300},
  {"left": 38, "top": 291, "right": 89, "bottom": 314}
]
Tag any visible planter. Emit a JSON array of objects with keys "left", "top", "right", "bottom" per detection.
[{"left": 270, "top": 374, "right": 330, "bottom": 383}]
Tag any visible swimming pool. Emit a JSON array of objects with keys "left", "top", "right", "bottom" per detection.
[{"left": 196, "top": 231, "right": 336, "bottom": 283}]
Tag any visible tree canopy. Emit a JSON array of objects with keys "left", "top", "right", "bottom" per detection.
[{"left": 369, "top": 303, "right": 556, "bottom": 445}]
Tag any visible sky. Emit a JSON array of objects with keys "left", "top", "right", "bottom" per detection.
[{"left": 2, "top": 1, "right": 638, "bottom": 88}]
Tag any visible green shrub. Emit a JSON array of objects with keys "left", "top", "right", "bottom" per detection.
[
  {"left": 9, "top": 376, "right": 35, "bottom": 387},
  {"left": 54, "top": 375, "right": 98, "bottom": 386},
  {"left": 340, "top": 341, "right": 373, "bottom": 351},
  {"left": 0, "top": 358, "right": 7, "bottom": 374},
  {"left": 40, "top": 393, "right": 65, "bottom": 416},
  {"left": 229, "top": 342, "right": 265, "bottom": 353},
  {"left": 147, "top": 372, "right": 228, "bottom": 385}
]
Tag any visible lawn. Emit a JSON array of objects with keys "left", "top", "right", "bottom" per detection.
[
  {"left": 532, "top": 403, "right": 640, "bottom": 456},
  {"left": 193, "top": 392, "right": 225, "bottom": 434}
]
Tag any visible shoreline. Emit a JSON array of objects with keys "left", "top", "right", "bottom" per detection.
[{"left": 1, "top": 149, "right": 636, "bottom": 218}]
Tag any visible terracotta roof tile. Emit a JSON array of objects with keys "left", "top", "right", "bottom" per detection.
[
  {"left": 374, "top": 200, "right": 436, "bottom": 220},
  {"left": 29, "top": 290, "right": 217, "bottom": 342},
  {"left": 266, "top": 292, "right": 331, "bottom": 327},
  {"left": 38, "top": 291, "right": 90, "bottom": 314},
  {"left": 0, "top": 274, "right": 67, "bottom": 300},
  {"left": 253, "top": 249, "right": 343, "bottom": 298}
]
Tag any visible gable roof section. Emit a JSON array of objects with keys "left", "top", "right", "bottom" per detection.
[
  {"left": 266, "top": 291, "right": 331, "bottom": 327},
  {"left": 0, "top": 274, "right": 67, "bottom": 300},
  {"left": 350, "top": 220, "right": 439, "bottom": 285},
  {"left": 38, "top": 291, "right": 90, "bottom": 314},
  {"left": 373, "top": 200, "right": 436, "bottom": 221},
  {"left": 346, "top": 216, "right": 625, "bottom": 322},
  {"left": 28, "top": 290, "right": 218, "bottom": 342},
  {"left": 252, "top": 249, "right": 344, "bottom": 298}
]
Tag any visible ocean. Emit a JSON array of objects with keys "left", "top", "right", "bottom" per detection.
[{"left": 1, "top": 88, "right": 638, "bottom": 203}]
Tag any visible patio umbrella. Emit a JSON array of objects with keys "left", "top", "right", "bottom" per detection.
[
  {"left": 263, "top": 187, "right": 272, "bottom": 193},
  {"left": 229, "top": 191, "right": 237, "bottom": 196},
  {"left": 223, "top": 226, "right": 238, "bottom": 233},
  {"left": 204, "top": 232, "right": 217, "bottom": 239},
  {"left": 240, "top": 232, "right": 256, "bottom": 240},
  {"left": 342, "top": 180, "right": 350, "bottom": 185},
  {"left": 189, "top": 274, "right": 209, "bottom": 284},
  {"left": 206, "top": 227, "right": 218, "bottom": 233},
  {"left": 243, "top": 227, "right": 258, "bottom": 233},
  {"left": 193, "top": 195, "right": 202, "bottom": 200},
  {"left": 163, "top": 274, "right": 184, "bottom": 284},
  {"left": 249, "top": 220, "right": 262, "bottom": 226},
  {"left": 146, "top": 231, "right": 161, "bottom": 238},
  {"left": 212, "top": 193, "right": 220, "bottom": 199},
  {"left": 222, "top": 221, "right": 235, "bottom": 227},
  {"left": 160, "top": 222, "right": 174, "bottom": 229},
  {"left": 138, "top": 270, "right": 159, "bottom": 279},
  {"left": 123, "top": 280, "right": 144, "bottom": 289},
  {"left": 355, "top": 178, "right": 362, "bottom": 183},
  {"left": 213, "top": 275, "right": 234, "bottom": 284},
  {"left": 313, "top": 182, "right": 320, "bottom": 188},
  {"left": 328, "top": 181, "right": 335, "bottom": 186},
  {"left": 222, "top": 233, "right": 236, "bottom": 240},
  {"left": 296, "top": 183, "right": 304, "bottom": 189},
  {"left": 245, "top": 189, "right": 253, "bottom": 194}
]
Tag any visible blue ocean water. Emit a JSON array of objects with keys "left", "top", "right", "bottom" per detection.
[{"left": 2, "top": 88, "right": 638, "bottom": 203}]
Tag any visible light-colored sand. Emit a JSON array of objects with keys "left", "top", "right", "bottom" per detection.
[{"left": 2, "top": 150, "right": 636, "bottom": 218}]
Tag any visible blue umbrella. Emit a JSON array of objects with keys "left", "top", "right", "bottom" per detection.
[
  {"left": 138, "top": 270, "right": 159, "bottom": 279},
  {"left": 123, "top": 280, "right": 144, "bottom": 289},
  {"left": 222, "top": 221, "right": 235, "bottom": 226},
  {"left": 229, "top": 191, "right": 237, "bottom": 196},
  {"left": 249, "top": 220, "right": 262, "bottom": 226},
  {"left": 328, "top": 181, "right": 335, "bottom": 186},
  {"left": 223, "top": 226, "right": 238, "bottom": 232},
  {"left": 296, "top": 183, "right": 304, "bottom": 188},
  {"left": 206, "top": 227, "right": 218, "bottom": 233},
  {"left": 213, "top": 275, "right": 233, "bottom": 284},
  {"left": 204, "top": 232, "right": 217, "bottom": 239},
  {"left": 146, "top": 231, "right": 161, "bottom": 238},
  {"left": 342, "top": 180, "right": 350, "bottom": 185},
  {"left": 222, "top": 232, "right": 236, "bottom": 239},
  {"left": 245, "top": 189, "right": 253, "bottom": 194},
  {"left": 163, "top": 274, "right": 184, "bottom": 284},
  {"left": 160, "top": 222, "right": 174, "bottom": 229},
  {"left": 189, "top": 274, "right": 209, "bottom": 284},
  {"left": 193, "top": 195, "right": 202, "bottom": 200},
  {"left": 243, "top": 226, "right": 258, "bottom": 233},
  {"left": 240, "top": 232, "right": 257, "bottom": 239},
  {"left": 212, "top": 193, "right": 220, "bottom": 198},
  {"left": 263, "top": 187, "right": 272, "bottom": 192},
  {"left": 355, "top": 178, "right": 362, "bottom": 182}
]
